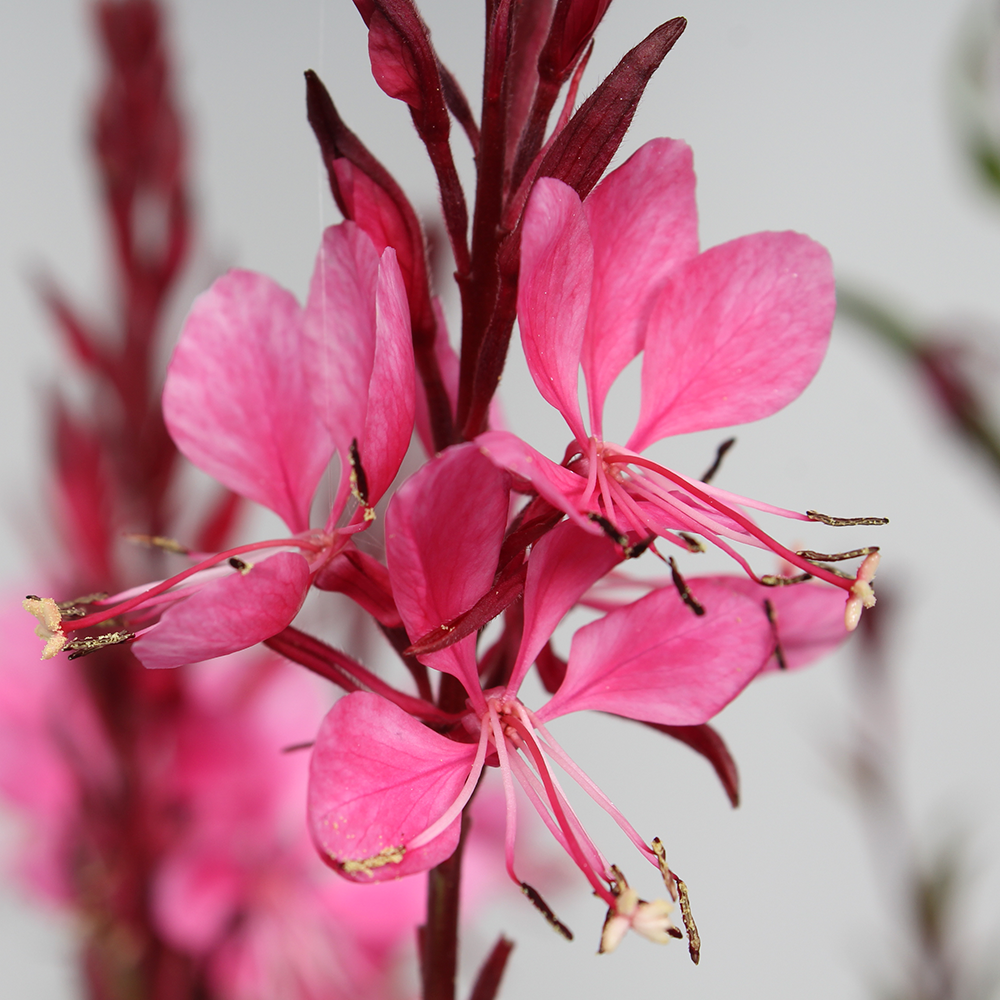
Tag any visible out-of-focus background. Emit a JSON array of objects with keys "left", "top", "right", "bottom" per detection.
[{"left": 3, "top": 0, "right": 999, "bottom": 996}]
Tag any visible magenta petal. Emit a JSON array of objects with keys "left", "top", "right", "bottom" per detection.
[
  {"left": 508, "top": 522, "right": 622, "bottom": 694},
  {"left": 704, "top": 576, "right": 849, "bottom": 673},
  {"left": 538, "top": 578, "right": 773, "bottom": 725},
  {"left": 476, "top": 431, "right": 592, "bottom": 529},
  {"left": 132, "top": 553, "right": 312, "bottom": 669},
  {"left": 308, "top": 692, "right": 477, "bottom": 882},
  {"left": 628, "top": 232, "right": 835, "bottom": 450},
  {"left": 518, "top": 178, "right": 592, "bottom": 442},
  {"left": 163, "top": 271, "right": 333, "bottom": 533},
  {"left": 582, "top": 138, "right": 698, "bottom": 429},
  {"left": 385, "top": 445, "right": 509, "bottom": 691},
  {"left": 303, "top": 224, "right": 414, "bottom": 506}
]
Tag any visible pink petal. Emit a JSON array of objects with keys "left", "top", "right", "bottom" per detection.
[
  {"left": 163, "top": 271, "right": 333, "bottom": 533},
  {"left": 518, "top": 177, "right": 592, "bottom": 442},
  {"left": 508, "top": 522, "right": 622, "bottom": 694},
  {"left": 628, "top": 232, "right": 835, "bottom": 451},
  {"left": 704, "top": 576, "right": 849, "bottom": 672},
  {"left": 538, "top": 578, "right": 773, "bottom": 725},
  {"left": 581, "top": 138, "right": 698, "bottom": 431},
  {"left": 303, "top": 224, "right": 414, "bottom": 507},
  {"left": 132, "top": 552, "right": 312, "bottom": 669},
  {"left": 385, "top": 445, "right": 509, "bottom": 693},
  {"left": 476, "top": 430, "right": 592, "bottom": 529},
  {"left": 153, "top": 848, "right": 244, "bottom": 953},
  {"left": 308, "top": 692, "right": 477, "bottom": 882}
]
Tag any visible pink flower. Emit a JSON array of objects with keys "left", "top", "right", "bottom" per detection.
[
  {"left": 307, "top": 445, "right": 814, "bottom": 950},
  {"left": 478, "top": 137, "right": 883, "bottom": 628},
  {"left": 27, "top": 222, "right": 415, "bottom": 668}
]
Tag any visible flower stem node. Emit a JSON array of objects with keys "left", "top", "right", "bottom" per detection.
[{"left": 844, "top": 551, "right": 880, "bottom": 631}]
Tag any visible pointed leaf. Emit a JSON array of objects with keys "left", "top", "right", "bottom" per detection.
[
  {"left": 629, "top": 232, "right": 835, "bottom": 450},
  {"left": 163, "top": 271, "right": 332, "bottom": 533},
  {"left": 308, "top": 692, "right": 477, "bottom": 881},
  {"left": 132, "top": 553, "right": 311, "bottom": 669}
]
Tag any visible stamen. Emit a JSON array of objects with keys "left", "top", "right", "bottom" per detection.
[
  {"left": 66, "top": 630, "right": 134, "bottom": 659},
  {"left": 407, "top": 722, "right": 490, "bottom": 851},
  {"left": 806, "top": 510, "right": 889, "bottom": 527},
  {"left": 124, "top": 533, "right": 190, "bottom": 555},
  {"left": 339, "top": 844, "right": 405, "bottom": 876},
  {"left": 700, "top": 437, "right": 736, "bottom": 484},
  {"left": 668, "top": 558, "right": 705, "bottom": 616},
  {"left": 797, "top": 546, "right": 879, "bottom": 562},
  {"left": 280, "top": 741, "right": 314, "bottom": 754},
  {"left": 651, "top": 838, "right": 676, "bottom": 900},
  {"left": 760, "top": 573, "right": 812, "bottom": 586},
  {"left": 671, "top": 872, "right": 701, "bottom": 965},
  {"left": 763, "top": 600, "right": 787, "bottom": 670},
  {"left": 348, "top": 438, "right": 375, "bottom": 522},
  {"left": 679, "top": 532, "right": 705, "bottom": 553},
  {"left": 520, "top": 883, "right": 573, "bottom": 940},
  {"left": 228, "top": 556, "right": 252, "bottom": 574},
  {"left": 587, "top": 512, "right": 628, "bottom": 548}
]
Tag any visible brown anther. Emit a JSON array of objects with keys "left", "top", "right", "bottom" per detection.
[
  {"left": 806, "top": 510, "right": 889, "bottom": 527},
  {"left": 763, "top": 600, "right": 787, "bottom": 670},
  {"left": 280, "top": 741, "right": 315, "bottom": 754},
  {"left": 228, "top": 557, "right": 251, "bottom": 574},
  {"left": 57, "top": 592, "right": 107, "bottom": 609},
  {"left": 651, "top": 838, "right": 676, "bottom": 899},
  {"left": 678, "top": 532, "right": 705, "bottom": 553},
  {"left": 624, "top": 534, "right": 656, "bottom": 559},
  {"left": 66, "top": 630, "right": 134, "bottom": 659},
  {"left": 349, "top": 437, "right": 370, "bottom": 506},
  {"left": 671, "top": 873, "right": 701, "bottom": 965},
  {"left": 668, "top": 558, "right": 705, "bottom": 616},
  {"left": 700, "top": 436, "right": 735, "bottom": 484},
  {"left": 796, "top": 546, "right": 879, "bottom": 562},
  {"left": 587, "top": 511, "right": 629, "bottom": 548},
  {"left": 521, "top": 882, "right": 573, "bottom": 940},
  {"left": 125, "top": 533, "right": 190, "bottom": 555},
  {"left": 760, "top": 573, "right": 812, "bottom": 586}
]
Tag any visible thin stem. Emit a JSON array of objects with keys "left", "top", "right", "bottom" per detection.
[{"left": 421, "top": 814, "right": 471, "bottom": 1000}]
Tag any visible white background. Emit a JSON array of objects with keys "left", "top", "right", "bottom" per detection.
[{"left": 2, "top": 0, "right": 1000, "bottom": 996}]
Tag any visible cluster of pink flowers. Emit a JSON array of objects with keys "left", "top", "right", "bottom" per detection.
[{"left": 13, "top": 0, "right": 886, "bottom": 993}]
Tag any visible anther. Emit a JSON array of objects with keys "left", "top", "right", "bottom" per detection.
[
  {"left": 796, "top": 546, "right": 879, "bottom": 563},
  {"left": 763, "top": 600, "right": 788, "bottom": 670},
  {"left": 668, "top": 558, "right": 705, "bottom": 616},
  {"left": 56, "top": 593, "right": 108, "bottom": 619},
  {"left": 806, "top": 510, "right": 889, "bottom": 527},
  {"left": 125, "top": 533, "right": 190, "bottom": 555},
  {"left": 348, "top": 438, "right": 375, "bottom": 521},
  {"left": 66, "top": 630, "right": 134, "bottom": 659},
  {"left": 281, "top": 741, "right": 315, "bottom": 754},
  {"left": 700, "top": 437, "right": 736, "bottom": 484},
  {"left": 587, "top": 511, "right": 628, "bottom": 548},
  {"left": 760, "top": 573, "right": 812, "bottom": 586},
  {"left": 228, "top": 557, "right": 251, "bottom": 574},
  {"left": 624, "top": 534, "right": 656, "bottom": 560},
  {"left": 521, "top": 882, "right": 573, "bottom": 940},
  {"left": 672, "top": 872, "right": 701, "bottom": 965},
  {"left": 678, "top": 532, "right": 705, "bottom": 553}
]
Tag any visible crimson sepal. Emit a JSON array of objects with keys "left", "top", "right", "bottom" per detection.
[
  {"left": 305, "top": 70, "right": 454, "bottom": 450},
  {"left": 536, "top": 16, "right": 686, "bottom": 201}
]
